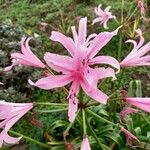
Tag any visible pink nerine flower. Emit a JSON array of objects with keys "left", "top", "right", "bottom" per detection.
[
  {"left": 126, "top": 97, "right": 150, "bottom": 113},
  {"left": 120, "top": 29, "right": 150, "bottom": 67},
  {"left": 121, "top": 127, "right": 140, "bottom": 147},
  {"left": 0, "top": 101, "right": 33, "bottom": 147},
  {"left": 120, "top": 107, "right": 138, "bottom": 118},
  {"left": 81, "top": 136, "right": 91, "bottom": 150},
  {"left": 29, "top": 17, "right": 120, "bottom": 122},
  {"left": 92, "top": 4, "right": 116, "bottom": 29},
  {"left": 136, "top": 0, "right": 147, "bottom": 16},
  {"left": 4, "top": 37, "right": 45, "bottom": 71}
]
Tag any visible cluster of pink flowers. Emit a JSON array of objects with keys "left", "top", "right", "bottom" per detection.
[{"left": 1, "top": 3, "right": 150, "bottom": 149}]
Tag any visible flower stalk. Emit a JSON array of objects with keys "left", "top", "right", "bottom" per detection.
[
  {"left": 82, "top": 109, "right": 87, "bottom": 135},
  {"left": 86, "top": 108, "right": 118, "bottom": 127},
  {"left": 35, "top": 108, "right": 68, "bottom": 113},
  {"left": 9, "top": 130, "right": 50, "bottom": 148},
  {"left": 35, "top": 102, "right": 68, "bottom": 106}
]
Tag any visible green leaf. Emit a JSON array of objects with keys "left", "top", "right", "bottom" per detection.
[
  {"left": 128, "top": 80, "right": 134, "bottom": 97},
  {"left": 104, "top": 132, "right": 125, "bottom": 149},
  {"left": 135, "top": 80, "right": 142, "bottom": 97}
]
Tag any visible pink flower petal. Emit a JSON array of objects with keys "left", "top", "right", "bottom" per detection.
[
  {"left": 0, "top": 101, "right": 33, "bottom": 148},
  {"left": 87, "top": 26, "right": 121, "bottom": 58},
  {"left": 5, "top": 37, "right": 45, "bottom": 71},
  {"left": 68, "top": 81, "right": 79, "bottom": 122},
  {"left": 29, "top": 75, "right": 72, "bottom": 90},
  {"left": 81, "top": 137, "right": 91, "bottom": 150},
  {"left": 50, "top": 31, "right": 76, "bottom": 56},
  {"left": 92, "top": 67, "right": 116, "bottom": 81},
  {"left": 120, "top": 29, "right": 150, "bottom": 67},
  {"left": 121, "top": 127, "right": 140, "bottom": 146},
  {"left": 92, "top": 18, "right": 102, "bottom": 25},
  {"left": 78, "top": 17, "right": 87, "bottom": 45},
  {"left": 120, "top": 107, "right": 138, "bottom": 118},
  {"left": 81, "top": 79, "right": 108, "bottom": 104},
  {"left": 44, "top": 52, "right": 74, "bottom": 73},
  {"left": 90, "top": 55, "right": 120, "bottom": 72},
  {"left": 68, "top": 97, "right": 78, "bottom": 122},
  {"left": 4, "top": 133, "right": 21, "bottom": 144},
  {"left": 11, "top": 53, "right": 44, "bottom": 68},
  {"left": 126, "top": 97, "right": 150, "bottom": 113}
]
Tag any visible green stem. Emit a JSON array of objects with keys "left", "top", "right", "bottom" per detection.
[
  {"left": 127, "top": 7, "right": 137, "bottom": 21},
  {"left": 35, "top": 108, "right": 68, "bottom": 113},
  {"left": 126, "top": 1, "right": 135, "bottom": 19},
  {"left": 86, "top": 102, "right": 99, "bottom": 107},
  {"left": 118, "top": 35, "right": 122, "bottom": 61},
  {"left": 79, "top": 88, "right": 84, "bottom": 104},
  {"left": 121, "top": 0, "right": 124, "bottom": 23},
  {"left": 9, "top": 130, "right": 50, "bottom": 148},
  {"left": 138, "top": 136, "right": 150, "bottom": 142},
  {"left": 35, "top": 102, "right": 68, "bottom": 106},
  {"left": 82, "top": 109, "right": 87, "bottom": 135},
  {"left": 109, "top": 90, "right": 119, "bottom": 98},
  {"left": 86, "top": 119, "right": 103, "bottom": 149},
  {"left": 141, "top": 114, "right": 150, "bottom": 126},
  {"left": 86, "top": 109, "right": 118, "bottom": 127}
]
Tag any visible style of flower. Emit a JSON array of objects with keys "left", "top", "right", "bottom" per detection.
[
  {"left": 120, "top": 107, "right": 138, "bottom": 118},
  {"left": 81, "top": 136, "right": 91, "bottom": 150},
  {"left": 29, "top": 17, "right": 121, "bottom": 122},
  {"left": 136, "top": 0, "right": 147, "bottom": 16},
  {"left": 121, "top": 127, "right": 140, "bottom": 147},
  {"left": 4, "top": 37, "right": 45, "bottom": 71},
  {"left": 0, "top": 101, "right": 33, "bottom": 147},
  {"left": 126, "top": 97, "right": 150, "bottom": 113},
  {"left": 92, "top": 4, "right": 116, "bottom": 29},
  {"left": 120, "top": 29, "right": 150, "bottom": 67}
]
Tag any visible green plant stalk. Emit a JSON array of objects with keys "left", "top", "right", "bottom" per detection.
[
  {"left": 138, "top": 136, "right": 150, "bottom": 142},
  {"left": 127, "top": 7, "right": 138, "bottom": 21},
  {"left": 35, "top": 108, "right": 68, "bottom": 113},
  {"left": 9, "top": 130, "right": 50, "bottom": 148},
  {"left": 126, "top": 1, "right": 135, "bottom": 19},
  {"left": 86, "top": 119, "right": 103, "bottom": 149},
  {"left": 86, "top": 109, "right": 118, "bottom": 127},
  {"left": 82, "top": 109, "right": 87, "bottom": 135},
  {"left": 118, "top": 35, "right": 122, "bottom": 61},
  {"left": 121, "top": 0, "right": 124, "bottom": 23},
  {"left": 79, "top": 88, "right": 84, "bottom": 104},
  {"left": 35, "top": 102, "right": 68, "bottom": 106},
  {"left": 141, "top": 114, "right": 150, "bottom": 126}
]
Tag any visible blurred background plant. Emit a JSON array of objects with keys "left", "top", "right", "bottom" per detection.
[{"left": 0, "top": 0, "right": 150, "bottom": 150}]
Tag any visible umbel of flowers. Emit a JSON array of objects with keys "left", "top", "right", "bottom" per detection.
[{"left": 1, "top": 2, "right": 150, "bottom": 149}]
